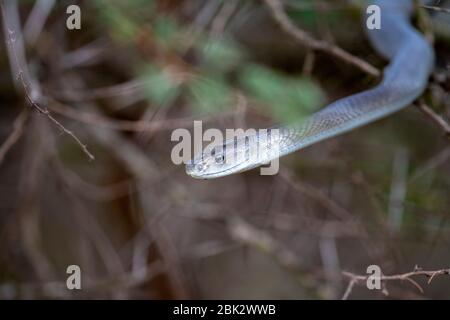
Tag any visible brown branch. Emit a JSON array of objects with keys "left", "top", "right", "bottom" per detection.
[
  {"left": 422, "top": 5, "right": 450, "bottom": 14},
  {"left": 279, "top": 169, "right": 356, "bottom": 222},
  {"left": 210, "top": 0, "right": 239, "bottom": 35},
  {"left": 18, "top": 74, "right": 95, "bottom": 160},
  {"left": 416, "top": 101, "right": 450, "bottom": 139},
  {"left": 0, "top": 0, "right": 94, "bottom": 161},
  {"left": 266, "top": 0, "right": 450, "bottom": 140},
  {"left": 0, "top": 261, "right": 165, "bottom": 299},
  {"left": 263, "top": 0, "right": 380, "bottom": 77},
  {"left": 341, "top": 278, "right": 358, "bottom": 300},
  {"left": 0, "top": 108, "right": 29, "bottom": 165},
  {"left": 47, "top": 97, "right": 242, "bottom": 133},
  {"left": 227, "top": 215, "right": 322, "bottom": 298},
  {"left": 342, "top": 266, "right": 450, "bottom": 300},
  {"left": 81, "top": 113, "right": 190, "bottom": 298}
]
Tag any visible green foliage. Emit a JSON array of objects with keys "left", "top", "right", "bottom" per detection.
[
  {"left": 198, "top": 37, "right": 243, "bottom": 73},
  {"left": 409, "top": 174, "right": 448, "bottom": 215},
  {"left": 288, "top": 0, "right": 318, "bottom": 28},
  {"left": 94, "top": 1, "right": 137, "bottom": 40},
  {"left": 188, "top": 76, "right": 233, "bottom": 114},
  {"left": 140, "top": 65, "right": 180, "bottom": 105},
  {"left": 153, "top": 16, "right": 179, "bottom": 45},
  {"left": 240, "top": 64, "right": 324, "bottom": 122},
  {"left": 93, "top": 0, "right": 155, "bottom": 40},
  {"left": 93, "top": 0, "right": 155, "bottom": 17},
  {"left": 288, "top": 0, "right": 356, "bottom": 35}
]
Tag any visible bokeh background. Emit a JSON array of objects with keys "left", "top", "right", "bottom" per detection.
[{"left": 0, "top": 0, "right": 449, "bottom": 299}]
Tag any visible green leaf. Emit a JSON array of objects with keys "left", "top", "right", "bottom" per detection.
[
  {"left": 154, "top": 17, "right": 179, "bottom": 45},
  {"left": 199, "top": 37, "right": 243, "bottom": 72},
  {"left": 188, "top": 77, "right": 232, "bottom": 114},
  {"left": 288, "top": 0, "right": 317, "bottom": 28},
  {"left": 94, "top": 2, "right": 137, "bottom": 40},
  {"left": 93, "top": 0, "right": 155, "bottom": 40},
  {"left": 240, "top": 64, "right": 324, "bottom": 122},
  {"left": 140, "top": 65, "right": 180, "bottom": 105}
]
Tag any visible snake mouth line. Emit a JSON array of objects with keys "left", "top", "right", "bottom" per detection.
[{"left": 185, "top": 161, "right": 246, "bottom": 179}]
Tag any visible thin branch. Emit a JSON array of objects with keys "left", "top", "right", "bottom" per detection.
[
  {"left": 342, "top": 266, "right": 450, "bottom": 300},
  {"left": 47, "top": 97, "right": 242, "bottom": 133},
  {"left": 0, "top": 0, "right": 95, "bottom": 161},
  {"left": 0, "top": 261, "right": 165, "bottom": 299},
  {"left": 0, "top": 108, "right": 29, "bottom": 165},
  {"left": 387, "top": 148, "right": 409, "bottom": 231},
  {"left": 86, "top": 120, "right": 190, "bottom": 297},
  {"left": 416, "top": 101, "right": 450, "bottom": 139},
  {"left": 411, "top": 146, "right": 450, "bottom": 181},
  {"left": 18, "top": 74, "right": 95, "bottom": 160},
  {"left": 227, "top": 215, "right": 321, "bottom": 298},
  {"left": 24, "top": 0, "right": 56, "bottom": 46},
  {"left": 279, "top": 170, "right": 356, "bottom": 222},
  {"left": 422, "top": 5, "right": 450, "bottom": 14},
  {"left": 264, "top": 0, "right": 450, "bottom": 141},
  {"left": 341, "top": 278, "right": 357, "bottom": 300},
  {"left": 263, "top": 0, "right": 380, "bottom": 77},
  {"left": 210, "top": 0, "right": 239, "bottom": 35}
]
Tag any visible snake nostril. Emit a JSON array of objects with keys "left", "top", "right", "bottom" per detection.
[
  {"left": 185, "top": 161, "right": 195, "bottom": 174},
  {"left": 215, "top": 154, "right": 225, "bottom": 164}
]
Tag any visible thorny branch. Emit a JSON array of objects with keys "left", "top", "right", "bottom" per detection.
[{"left": 342, "top": 266, "right": 450, "bottom": 300}]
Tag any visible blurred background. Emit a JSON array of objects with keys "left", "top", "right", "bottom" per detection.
[{"left": 0, "top": 0, "right": 449, "bottom": 299}]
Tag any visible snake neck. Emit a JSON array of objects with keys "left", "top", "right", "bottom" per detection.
[{"left": 273, "top": 0, "right": 434, "bottom": 158}]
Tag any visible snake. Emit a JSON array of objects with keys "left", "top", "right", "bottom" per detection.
[{"left": 186, "top": 0, "right": 435, "bottom": 179}]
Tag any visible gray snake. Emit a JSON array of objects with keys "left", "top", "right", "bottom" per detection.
[{"left": 186, "top": 0, "right": 435, "bottom": 179}]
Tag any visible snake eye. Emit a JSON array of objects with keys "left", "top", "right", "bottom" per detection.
[
  {"left": 196, "top": 164, "right": 204, "bottom": 171},
  {"left": 215, "top": 154, "right": 225, "bottom": 164}
]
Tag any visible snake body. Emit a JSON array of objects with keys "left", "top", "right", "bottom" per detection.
[{"left": 186, "top": 0, "right": 434, "bottom": 179}]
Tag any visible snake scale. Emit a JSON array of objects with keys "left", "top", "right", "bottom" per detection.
[{"left": 186, "top": 0, "right": 435, "bottom": 179}]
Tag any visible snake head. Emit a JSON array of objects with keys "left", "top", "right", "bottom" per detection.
[
  {"left": 186, "top": 138, "right": 251, "bottom": 179},
  {"left": 186, "top": 130, "right": 281, "bottom": 179}
]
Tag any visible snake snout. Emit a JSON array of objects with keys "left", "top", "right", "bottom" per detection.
[
  {"left": 185, "top": 160, "right": 196, "bottom": 176},
  {"left": 186, "top": 158, "right": 209, "bottom": 179}
]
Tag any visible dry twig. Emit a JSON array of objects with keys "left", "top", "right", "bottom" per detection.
[
  {"left": 342, "top": 266, "right": 450, "bottom": 300},
  {"left": 0, "top": 109, "right": 29, "bottom": 165},
  {"left": 48, "top": 97, "right": 242, "bottom": 133},
  {"left": 265, "top": 0, "right": 450, "bottom": 139},
  {"left": 0, "top": 0, "right": 94, "bottom": 161},
  {"left": 263, "top": 0, "right": 380, "bottom": 77},
  {"left": 416, "top": 101, "right": 450, "bottom": 139},
  {"left": 422, "top": 5, "right": 450, "bottom": 14}
]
